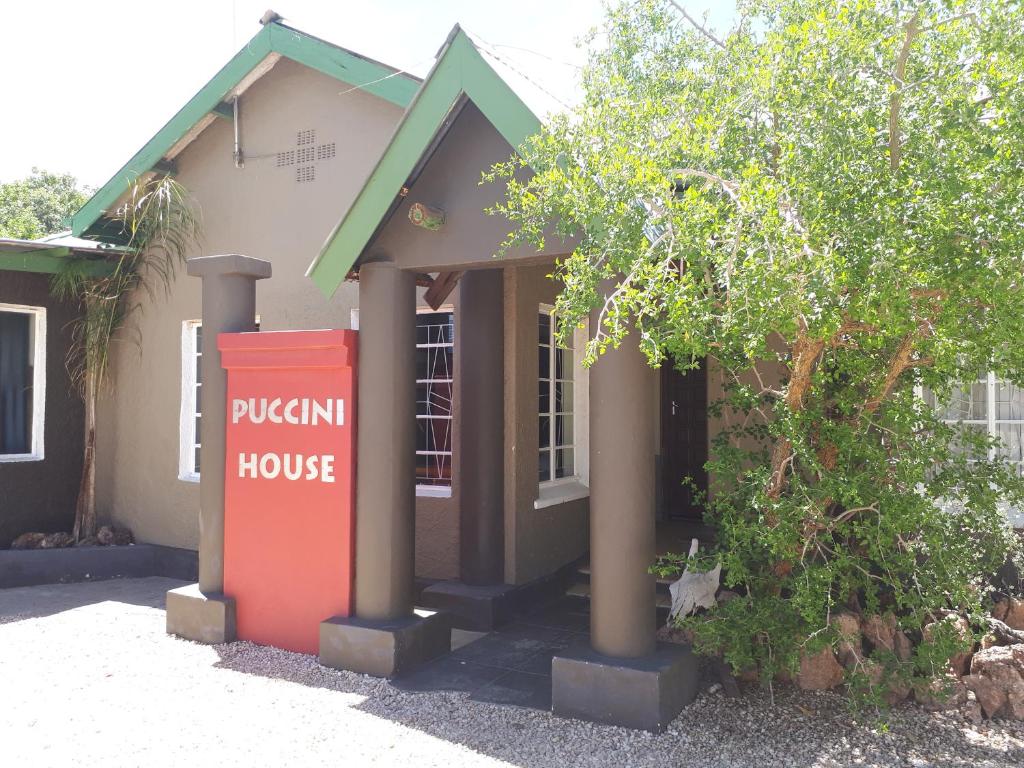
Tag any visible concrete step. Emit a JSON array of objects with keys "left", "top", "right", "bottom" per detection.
[
  {"left": 566, "top": 580, "right": 672, "bottom": 609},
  {"left": 576, "top": 562, "right": 675, "bottom": 591}
]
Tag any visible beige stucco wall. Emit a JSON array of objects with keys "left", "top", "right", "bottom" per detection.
[
  {"left": 503, "top": 263, "right": 590, "bottom": 585},
  {"left": 96, "top": 58, "right": 404, "bottom": 552}
]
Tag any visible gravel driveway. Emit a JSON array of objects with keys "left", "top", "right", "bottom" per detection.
[{"left": 1, "top": 577, "right": 1023, "bottom": 768}]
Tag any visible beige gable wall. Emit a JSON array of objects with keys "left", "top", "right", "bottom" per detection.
[{"left": 95, "top": 58, "right": 404, "bottom": 550}]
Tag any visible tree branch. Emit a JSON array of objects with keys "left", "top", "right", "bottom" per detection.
[
  {"left": 668, "top": 1, "right": 727, "bottom": 50},
  {"left": 889, "top": 10, "right": 922, "bottom": 170}
]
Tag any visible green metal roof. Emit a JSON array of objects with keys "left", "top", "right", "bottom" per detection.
[
  {"left": 69, "top": 22, "right": 420, "bottom": 239},
  {"left": 0, "top": 236, "right": 122, "bottom": 276},
  {"left": 306, "top": 26, "right": 543, "bottom": 298}
]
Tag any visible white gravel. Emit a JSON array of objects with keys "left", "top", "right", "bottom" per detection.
[{"left": 1, "top": 577, "right": 1023, "bottom": 768}]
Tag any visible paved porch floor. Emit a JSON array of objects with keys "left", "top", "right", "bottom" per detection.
[{"left": 395, "top": 595, "right": 592, "bottom": 711}]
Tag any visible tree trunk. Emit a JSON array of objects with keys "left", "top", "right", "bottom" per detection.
[{"left": 73, "top": 368, "right": 97, "bottom": 541}]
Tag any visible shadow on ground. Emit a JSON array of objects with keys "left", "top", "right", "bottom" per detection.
[{"left": 0, "top": 576, "right": 185, "bottom": 623}]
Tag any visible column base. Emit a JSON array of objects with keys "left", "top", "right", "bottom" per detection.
[
  {"left": 552, "top": 640, "right": 700, "bottom": 732},
  {"left": 165, "top": 583, "right": 236, "bottom": 644},
  {"left": 319, "top": 608, "right": 451, "bottom": 677}
]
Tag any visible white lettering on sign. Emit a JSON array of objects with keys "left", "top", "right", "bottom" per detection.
[
  {"left": 238, "top": 452, "right": 336, "bottom": 483},
  {"left": 232, "top": 398, "right": 345, "bottom": 427}
]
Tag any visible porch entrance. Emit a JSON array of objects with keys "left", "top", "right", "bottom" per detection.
[{"left": 660, "top": 358, "right": 708, "bottom": 523}]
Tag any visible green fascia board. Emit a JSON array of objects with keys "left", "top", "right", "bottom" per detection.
[
  {"left": 70, "top": 23, "right": 419, "bottom": 238},
  {"left": 0, "top": 248, "right": 115, "bottom": 277},
  {"left": 307, "top": 28, "right": 542, "bottom": 298}
]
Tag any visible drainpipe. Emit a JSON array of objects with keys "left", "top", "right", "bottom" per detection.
[{"left": 232, "top": 96, "right": 244, "bottom": 168}]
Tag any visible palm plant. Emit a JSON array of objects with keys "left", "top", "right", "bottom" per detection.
[{"left": 53, "top": 176, "right": 201, "bottom": 541}]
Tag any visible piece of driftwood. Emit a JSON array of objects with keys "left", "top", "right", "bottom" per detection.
[{"left": 668, "top": 538, "right": 721, "bottom": 620}]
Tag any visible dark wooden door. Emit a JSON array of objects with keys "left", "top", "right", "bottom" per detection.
[{"left": 661, "top": 359, "right": 708, "bottom": 521}]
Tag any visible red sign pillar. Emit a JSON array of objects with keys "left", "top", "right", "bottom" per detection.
[{"left": 220, "top": 329, "right": 357, "bottom": 654}]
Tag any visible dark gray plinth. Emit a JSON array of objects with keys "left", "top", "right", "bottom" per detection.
[
  {"left": 319, "top": 609, "right": 450, "bottom": 677},
  {"left": 419, "top": 581, "right": 517, "bottom": 631},
  {"left": 165, "top": 583, "right": 236, "bottom": 644},
  {"left": 0, "top": 544, "right": 198, "bottom": 589},
  {"left": 551, "top": 640, "right": 699, "bottom": 732}
]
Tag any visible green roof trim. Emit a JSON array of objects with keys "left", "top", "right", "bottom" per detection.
[
  {"left": 0, "top": 247, "right": 116, "bottom": 277},
  {"left": 306, "top": 27, "right": 542, "bottom": 297},
  {"left": 70, "top": 22, "right": 419, "bottom": 238}
]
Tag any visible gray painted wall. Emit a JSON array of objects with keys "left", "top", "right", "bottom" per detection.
[
  {"left": 95, "top": 58, "right": 405, "bottom": 553},
  {"left": 0, "top": 271, "right": 83, "bottom": 547}
]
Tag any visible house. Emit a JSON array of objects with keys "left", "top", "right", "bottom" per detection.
[
  {"left": 66, "top": 17, "right": 718, "bottom": 580},
  {"left": 17, "top": 15, "right": 1021, "bottom": 732},
  {"left": 43, "top": 18, "right": 708, "bottom": 729},
  {"left": 0, "top": 235, "right": 119, "bottom": 546}
]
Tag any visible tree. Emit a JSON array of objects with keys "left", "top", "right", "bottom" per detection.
[
  {"left": 53, "top": 176, "right": 200, "bottom": 541},
  {"left": 493, "top": 0, "right": 1024, "bottom": 696},
  {"left": 0, "top": 168, "right": 90, "bottom": 239}
]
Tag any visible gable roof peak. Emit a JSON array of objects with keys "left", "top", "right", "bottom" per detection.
[{"left": 69, "top": 21, "right": 419, "bottom": 239}]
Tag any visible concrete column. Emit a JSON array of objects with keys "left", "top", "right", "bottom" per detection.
[
  {"left": 354, "top": 261, "right": 417, "bottom": 620},
  {"left": 320, "top": 260, "right": 450, "bottom": 677},
  {"left": 551, "top": 288, "right": 699, "bottom": 731},
  {"left": 458, "top": 269, "right": 505, "bottom": 585},
  {"left": 165, "top": 253, "right": 270, "bottom": 644},
  {"left": 588, "top": 316, "right": 657, "bottom": 659}
]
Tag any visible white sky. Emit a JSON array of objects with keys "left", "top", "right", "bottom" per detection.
[{"left": 0, "top": 1, "right": 735, "bottom": 189}]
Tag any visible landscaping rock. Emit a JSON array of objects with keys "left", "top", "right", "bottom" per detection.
[
  {"left": 797, "top": 647, "right": 844, "bottom": 690},
  {"left": 75, "top": 536, "right": 99, "bottom": 547},
  {"left": 112, "top": 526, "right": 134, "bottom": 546},
  {"left": 10, "top": 532, "right": 46, "bottom": 550},
  {"left": 655, "top": 624, "right": 694, "bottom": 645},
  {"left": 861, "top": 660, "right": 912, "bottom": 705},
  {"left": 862, "top": 613, "right": 898, "bottom": 654},
  {"left": 39, "top": 532, "right": 74, "bottom": 549},
  {"left": 97, "top": 526, "right": 115, "bottom": 546},
  {"left": 993, "top": 598, "right": 1024, "bottom": 631},
  {"left": 923, "top": 615, "right": 974, "bottom": 676},
  {"left": 962, "top": 690, "right": 984, "bottom": 724},
  {"left": 832, "top": 612, "right": 863, "bottom": 669},
  {"left": 894, "top": 630, "right": 914, "bottom": 662},
  {"left": 914, "top": 676, "right": 969, "bottom": 711},
  {"left": 963, "top": 644, "right": 1024, "bottom": 719}
]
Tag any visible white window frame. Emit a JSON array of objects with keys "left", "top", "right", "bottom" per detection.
[
  {"left": 923, "top": 373, "right": 1024, "bottom": 527},
  {"left": 178, "top": 320, "right": 202, "bottom": 482},
  {"left": 0, "top": 303, "right": 46, "bottom": 462},
  {"left": 351, "top": 306, "right": 456, "bottom": 498},
  {"left": 535, "top": 304, "right": 589, "bottom": 509}
]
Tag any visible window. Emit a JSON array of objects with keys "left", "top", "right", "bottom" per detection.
[
  {"left": 925, "top": 374, "right": 1024, "bottom": 474},
  {"left": 925, "top": 373, "right": 1024, "bottom": 527},
  {"left": 179, "top": 320, "right": 203, "bottom": 481},
  {"left": 0, "top": 304, "right": 45, "bottom": 461},
  {"left": 537, "top": 306, "right": 589, "bottom": 506},
  {"left": 416, "top": 309, "right": 455, "bottom": 495}
]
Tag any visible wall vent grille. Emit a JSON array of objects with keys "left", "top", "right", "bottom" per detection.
[
  {"left": 316, "top": 143, "right": 336, "bottom": 161},
  {"left": 296, "top": 166, "right": 315, "bottom": 183},
  {"left": 297, "top": 129, "right": 316, "bottom": 146}
]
